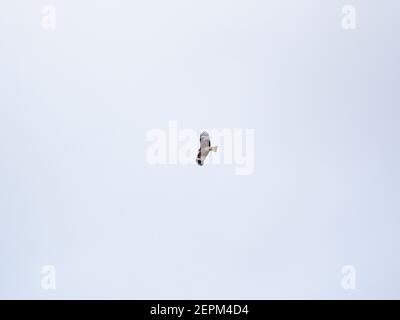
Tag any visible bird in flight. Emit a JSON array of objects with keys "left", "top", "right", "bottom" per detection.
[{"left": 196, "top": 131, "right": 218, "bottom": 166}]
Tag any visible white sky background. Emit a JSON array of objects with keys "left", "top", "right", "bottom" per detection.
[{"left": 0, "top": 1, "right": 399, "bottom": 298}]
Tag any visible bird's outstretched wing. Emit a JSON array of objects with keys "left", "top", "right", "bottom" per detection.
[{"left": 199, "top": 132, "right": 210, "bottom": 149}]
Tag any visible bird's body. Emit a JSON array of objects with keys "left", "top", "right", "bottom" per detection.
[{"left": 196, "top": 131, "right": 218, "bottom": 166}]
